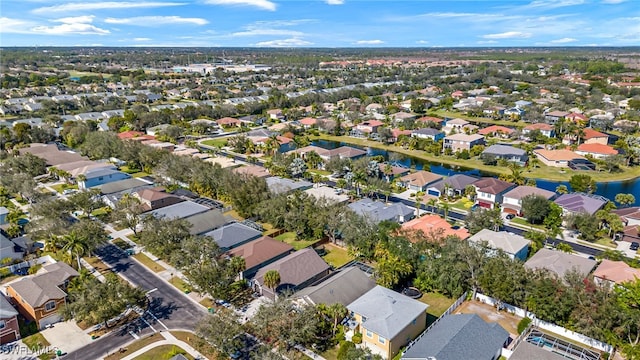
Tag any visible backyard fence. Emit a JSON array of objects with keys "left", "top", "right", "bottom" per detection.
[{"left": 1, "top": 255, "right": 56, "bottom": 275}]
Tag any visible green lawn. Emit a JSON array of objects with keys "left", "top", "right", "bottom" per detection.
[
  {"left": 50, "top": 183, "right": 78, "bottom": 193},
  {"left": 169, "top": 276, "right": 192, "bottom": 293},
  {"left": 510, "top": 217, "right": 546, "bottom": 231},
  {"left": 275, "top": 232, "right": 319, "bottom": 250},
  {"left": 84, "top": 256, "right": 112, "bottom": 275},
  {"left": 200, "top": 297, "right": 214, "bottom": 309},
  {"left": 321, "top": 345, "right": 340, "bottom": 360},
  {"left": 449, "top": 198, "right": 473, "bottom": 211},
  {"left": 171, "top": 331, "right": 218, "bottom": 360},
  {"left": 320, "top": 244, "right": 354, "bottom": 268},
  {"left": 104, "top": 333, "right": 162, "bottom": 360},
  {"left": 119, "top": 165, "right": 142, "bottom": 174},
  {"left": 132, "top": 253, "right": 165, "bottom": 272},
  {"left": 22, "top": 333, "right": 50, "bottom": 351},
  {"left": 419, "top": 292, "right": 456, "bottom": 317},
  {"left": 201, "top": 138, "right": 229, "bottom": 148},
  {"left": 132, "top": 172, "right": 150, "bottom": 178},
  {"left": 132, "top": 345, "right": 193, "bottom": 360}
]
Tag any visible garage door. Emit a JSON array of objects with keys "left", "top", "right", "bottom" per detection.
[
  {"left": 427, "top": 189, "right": 440, "bottom": 197},
  {"left": 503, "top": 208, "right": 518, "bottom": 215},
  {"left": 0, "top": 331, "right": 17, "bottom": 345},
  {"left": 39, "top": 313, "right": 62, "bottom": 330},
  {"left": 478, "top": 201, "right": 492, "bottom": 209}
]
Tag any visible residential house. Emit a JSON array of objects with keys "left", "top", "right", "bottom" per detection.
[
  {"left": 442, "top": 118, "right": 470, "bottom": 134},
  {"left": 347, "top": 285, "right": 428, "bottom": 359},
  {"left": 298, "top": 117, "right": 317, "bottom": 128},
  {"left": 348, "top": 199, "right": 415, "bottom": 224},
  {"left": 365, "top": 103, "right": 384, "bottom": 114},
  {"left": 593, "top": 260, "right": 640, "bottom": 289},
  {"left": 232, "top": 165, "right": 271, "bottom": 178},
  {"left": 146, "top": 124, "right": 170, "bottom": 136},
  {"left": 0, "top": 206, "right": 8, "bottom": 225},
  {"left": 379, "top": 164, "right": 411, "bottom": 182},
  {"left": 391, "top": 112, "right": 416, "bottom": 124},
  {"left": 252, "top": 135, "right": 294, "bottom": 153},
  {"left": 477, "top": 125, "right": 515, "bottom": 138},
  {"left": 544, "top": 110, "right": 570, "bottom": 123},
  {"left": 78, "top": 168, "right": 131, "bottom": 190},
  {"left": 204, "top": 222, "right": 263, "bottom": 251},
  {"left": 352, "top": 120, "right": 384, "bottom": 137},
  {"left": 266, "top": 177, "right": 313, "bottom": 195},
  {"left": 613, "top": 207, "right": 640, "bottom": 227},
  {"left": 504, "top": 107, "right": 526, "bottom": 118},
  {"left": 389, "top": 129, "right": 413, "bottom": 143},
  {"left": 0, "top": 294, "right": 20, "bottom": 344},
  {"left": 524, "top": 248, "right": 597, "bottom": 279},
  {"left": 621, "top": 225, "right": 640, "bottom": 243},
  {"left": 1, "top": 234, "right": 25, "bottom": 261},
  {"left": 266, "top": 109, "right": 284, "bottom": 120},
  {"left": 554, "top": 193, "right": 607, "bottom": 216},
  {"left": 442, "top": 134, "right": 485, "bottom": 153},
  {"left": 575, "top": 143, "right": 618, "bottom": 159},
  {"left": 253, "top": 248, "right": 330, "bottom": 300},
  {"left": 481, "top": 144, "right": 528, "bottom": 166},
  {"left": 401, "top": 215, "right": 470, "bottom": 241},
  {"left": 533, "top": 149, "right": 585, "bottom": 168},
  {"left": 473, "top": 178, "right": 516, "bottom": 209},
  {"left": 582, "top": 128, "right": 609, "bottom": 145},
  {"left": 467, "top": 229, "right": 530, "bottom": 261},
  {"left": 135, "top": 188, "right": 185, "bottom": 212},
  {"left": 483, "top": 106, "right": 506, "bottom": 117},
  {"left": 401, "top": 314, "right": 509, "bottom": 360},
  {"left": 293, "top": 146, "right": 366, "bottom": 164},
  {"left": 148, "top": 201, "right": 209, "bottom": 220},
  {"left": 566, "top": 112, "right": 588, "bottom": 123},
  {"left": 294, "top": 267, "right": 376, "bottom": 307},
  {"left": 397, "top": 171, "right": 443, "bottom": 192},
  {"left": 411, "top": 128, "right": 445, "bottom": 141},
  {"left": 523, "top": 123, "right": 555, "bottom": 138},
  {"left": 216, "top": 117, "right": 242, "bottom": 128},
  {"left": 228, "top": 236, "right": 293, "bottom": 280},
  {"left": 501, "top": 186, "right": 556, "bottom": 216},
  {"left": 426, "top": 174, "right": 479, "bottom": 198},
  {"left": 6, "top": 262, "right": 78, "bottom": 329},
  {"left": 415, "top": 116, "right": 444, "bottom": 127},
  {"left": 304, "top": 185, "right": 350, "bottom": 204},
  {"left": 184, "top": 210, "right": 229, "bottom": 235},
  {"left": 515, "top": 100, "right": 532, "bottom": 108}
]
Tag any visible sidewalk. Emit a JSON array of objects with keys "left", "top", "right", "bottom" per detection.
[{"left": 119, "top": 331, "right": 205, "bottom": 360}]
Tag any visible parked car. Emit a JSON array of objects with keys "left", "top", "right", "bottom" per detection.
[
  {"left": 630, "top": 242, "right": 639, "bottom": 251},
  {"left": 506, "top": 214, "right": 515, "bottom": 220}
]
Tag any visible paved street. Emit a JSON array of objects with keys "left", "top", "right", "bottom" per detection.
[{"left": 64, "top": 244, "right": 207, "bottom": 360}]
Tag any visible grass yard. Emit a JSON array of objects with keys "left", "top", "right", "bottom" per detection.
[
  {"left": 320, "top": 244, "right": 354, "bottom": 268},
  {"left": 49, "top": 183, "right": 78, "bottom": 193},
  {"left": 509, "top": 217, "right": 546, "bottom": 231},
  {"left": 275, "top": 232, "right": 319, "bottom": 250},
  {"left": 419, "top": 292, "right": 456, "bottom": 317},
  {"left": 22, "top": 333, "right": 50, "bottom": 351},
  {"left": 84, "top": 256, "right": 112, "bottom": 275},
  {"left": 199, "top": 297, "right": 214, "bottom": 309},
  {"left": 169, "top": 276, "right": 192, "bottom": 293},
  {"left": 104, "top": 333, "right": 162, "bottom": 360},
  {"left": 171, "top": 331, "right": 218, "bottom": 360},
  {"left": 132, "top": 253, "right": 165, "bottom": 272},
  {"left": 224, "top": 209, "right": 244, "bottom": 221},
  {"left": 119, "top": 165, "right": 142, "bottom": 174},
  {"left": 132, "top": 345, "right": 193, "bottom": 360},
  {"left": 321, "top": 345, "right": 340, "bottom": 360},
  {"left": 132, "top": 172, "right": 150, "bottom": 178},
  {"left": 449, "top": 198, "right": 473, "bottom": 211},
  {"left": 201, "top": 138, "right": 229, "bottom": 148}
]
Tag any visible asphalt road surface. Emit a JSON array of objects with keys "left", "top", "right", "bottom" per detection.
[{"left": 65, "top": 244, "right": 206, "bottom": 360}]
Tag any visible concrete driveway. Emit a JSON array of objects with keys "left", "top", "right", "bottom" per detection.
[{"left": 40, "top": 321, "right": 92, "bottom": 354}]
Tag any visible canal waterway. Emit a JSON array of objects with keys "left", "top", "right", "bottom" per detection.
[{"left": 311, "top": 140, "right": 640, "bottom": 202}]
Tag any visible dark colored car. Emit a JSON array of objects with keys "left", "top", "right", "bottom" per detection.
[
  {"left": 506, "top": 214, "right": 515, "bottom": 220},
  {"left": 630, "top": 242, "right": 639, "bottom": 251}
]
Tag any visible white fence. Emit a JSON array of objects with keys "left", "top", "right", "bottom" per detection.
[
  {"left": 474, "top": 293, "right": 614, "bottom": 354},
  {"left": 1, "top": 255, "right": 56, "bottom": 274}
]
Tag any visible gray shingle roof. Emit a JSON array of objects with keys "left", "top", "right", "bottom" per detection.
[
  {"left": 524, "top": 248, "right": 597, "bottom": 279},
  {"left": 0, "top": 294, "right": 18, "bottom": 319},
  {"left": 482, "top": 144, "right": 527, "bottom": 157},
  {"left": 294, "top": 267, "right": 376, "bottom": 307},
  {"left": 8, "top": 262, "right": 78, "bottom": 308},
  {"left": 149, "top": 201, "right": 209, "bottom": 220},
  {"left": 204, "top": 222, "right": 262, "bottom": 250},
  {"left": 348, "top": 199, "right": 414, "bottom": 224},
  {"left": 402, "top": 314, "right": 508, "bottom": 360},
  {"left": 97, "top": 178, "right": 153, "bottom": 195},
  {"left": 348, "top": 285, "right": 428, "bottom": 340},
  {"left": 255, "top": 248, "right": 330, "bottom": 290},
  {"left": 467, "top": 229, "right": 530, "bottom": 257},
  {"left": 266, "top": 177, "right": 313, "bottom": 195},
  {"left": 430, "top": 174, "right": 478, "bottom": 192},
  {"left": 184, "top": 210, "right": 230, "bottom": 235}
]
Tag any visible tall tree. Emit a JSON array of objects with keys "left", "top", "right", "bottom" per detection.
[
  {"left": 196, "top": 310, "right": 245, "bottom": 356},
  {"left": 263, "top": 270, "right": 281, "bottom": 293},
  {"left": 569, "top": 174, "right": 597, "bottom": 194},
  {"left": 521, "top": 195, "right": 551, "bottom": 225}
]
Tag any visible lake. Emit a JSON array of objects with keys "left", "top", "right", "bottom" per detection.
[{"left": 312, "top": 140, "right": 640, "bottom": 202}]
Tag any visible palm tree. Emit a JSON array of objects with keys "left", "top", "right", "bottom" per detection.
[
  {"left": 305, "top": 151, "right": 323, "bottom": 170},
  {"left": 441, "top": 202, "right": 451, "bottom": 220},
  {"left": 383, "top": 164, "right": 394, "bottom": 182},
  {"left": 263, "top": 270, "right": 281, "bottom": 296},
  {"left": 325, "top": 303, "right": 349, "bottom": 336},
  {"left": 264, "top": 135, "right": 280, "bottom": 157},
  {"left": 500, "top": 163, "right": 525, "bottom": 185},
  {"left": 555, "top": 185, "right": 569, "bottom": 194},
  {"left": 352, "top": 170, "right": 367, "bottom": 197},
  {"left": 427, "top": 198, "right": 438, "bottom": 214},
  {"left": 414, "top": 196, "right": 422, "bottom": 217},
  {"left": 60, "top": 231, "right": 90, "bottom": 270}
]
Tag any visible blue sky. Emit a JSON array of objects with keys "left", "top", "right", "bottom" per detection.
[{"left": 1, "top": 0, "right": 638, "bottom": 47}]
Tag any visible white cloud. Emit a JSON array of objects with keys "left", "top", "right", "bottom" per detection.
[
  {"left": 53, "top": 15, "right": 95, "bottom": 24},
  {"left": 204, "top": 0, "right": 276, "bottom": 11},
  {"left": 550, "top": 37, "right": 577, "bottom": 43},
  {"left": 521, "top": 0, "right": 585, "bottom": 10},
  {"left": 31, "top": 23, "right": 110, "bottom": 35},
  {"left": 133, "top": 37, "right": 151, "bottom": 41},
  {"left": 0, "top": 17, "right": 35, "bottom": 34},
  {"left": 355, "top": 39, "right": 384, "bottom": 44},
  {"left": 105, "top": 16, "right": 208, "bottom": 26},
  {"left": 231, "top": 28, "right": 303, "bottom": 37},
  {"left": 254, "top": 38, "right": 312, "bottom": 47},
  {"left": 601, "top": 0, "right": 625, "bottom": 3},
  {"left": 325, "top": 0, "right": 344, "bottom": 4},
  {"left": 416, "top": 40, "right": 429, "bottom": 44},
  {"left": 482, "top": 31, "right": 531, "bottom": 39},
  {"left": 32, "top": 2, "right": 184, "bottom": 14}
]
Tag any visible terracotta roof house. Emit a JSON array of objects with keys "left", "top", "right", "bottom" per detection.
[
  {"left": 204, "top": 222, "right": 263, "bottom": 251},
  {"left": 593, "top": 260, "right": 640, "bottom": 288},
  {"left": 582, "top": 128, "right": 609, "bottom": 145},
  {"left": 353, "top": 120, "right": 385, "bottom": 137},
  {"left": 468, "top": 229, "right": 530, "bottom": 261},
  {"left": 416, "top": 116, "right": 444, "bottom": 125},
  {"left": 402, "top": 214, "right": 470, "bottom": 241},
  {"left": 232, "top": 165, "right": 271, "bottom": 178},
  {"left": 135, "top": 188, "right": 185, "bottom": 212},
  {"left": 481, "top": 144, "right": 528, "bottom": 166},
  {"left": 502, "top": 186, "right": 556, "bottom": 216},
  {"left": 347, "top": 285, "right": 428, "bottom": 359},
  {"left": 613, "top": 207, "right": 640, "bottom": 226},
  {"left": 566, "top": 112, "right": 588, "bottom": 123},
  {"left": 294, "top": 267, "right": 376, "bottom": 307},
  {"left": 554, "top": 193, "right": 607, "bottom": 216},
  {"left": 477, "top": 125, "right": 515, "bottom": 137},
  {"left": 533, "top": 149, "right": 584, "bottom": 168},
  {"left": 253, "top": 248, "right": 330, "bottom": 300},
  {"left": 442, "top": 134, "right": 485, "bottom": 153},
  {"left": 426, "top": 174, "right": 478, "bottom": 198},
  {"left": 523, "top": 123, "right": 555, "bottom": 138},
  {"left": 228, "top": 236, "right": 293, "bottom": 279},
  {"left": 397, "top": 171, "right": 443, "bottom": 192},
  {"left": 0, "top": 294, "right": 20, "bottom": 344},
  {"left": 401, "top": 314, "right": 509, "bottom": 360},
  {"left": 473, "top": 178, "right": 517, "bottom": 209},
  {"left": 621, "top": 225, "right": 640, "bottom": 243},
  {"left": 6, "top": 262, "right": 79, "bottom": 330},
  {"left": 117, "top": 131, "right": 145, "bottom": 140},
  {"left": 298, "top": 117, "right": 317, "bottom": 128},
  {"left": 525, "top": 248, "right": 597, "bottom": 280},
  {"left": 575, "top": 143, "right": 618, "bottom": 159},
  {"left": 216, "top": 117, "right": 242, "bottom": 127}
]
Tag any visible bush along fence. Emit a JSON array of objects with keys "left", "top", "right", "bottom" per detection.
[{"left": 474, "top": 292, "right": 614, "bottom": 355}]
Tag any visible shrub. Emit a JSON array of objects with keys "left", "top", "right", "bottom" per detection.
[
  {"left": 337, "top": 341, "right": 355, "bottom": 360},
  {"left": 517, "top": 317, "right": 532, "bottom": 334},
  {"left": 351, "top": 332, "right": 362, "bottom": 344}
]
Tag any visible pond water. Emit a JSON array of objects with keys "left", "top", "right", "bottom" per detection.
[{"left": 311, "top": 140, "right": 640, "bottom": 202}]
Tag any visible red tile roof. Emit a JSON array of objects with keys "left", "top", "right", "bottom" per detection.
[
  {"left": 478, "top": 125, "right": 515, "bottom": 136},
  {"left": 576, "top": 143, "right": 618, "bottom": 155},
  {"left": 524, "top": 123, "right": 554, "bottom": 131},
  {"left": 402, "top": 215, "right": 470, "bottom": 241},
  {"left": 583, "top": 128, "right": 608, "bottom": 140}
]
